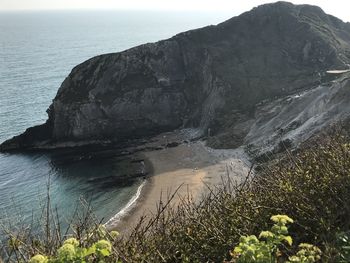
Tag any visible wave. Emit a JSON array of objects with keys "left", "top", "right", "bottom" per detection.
[
  {"left": 104, "top": 179, "right": 146, "bottom": 228},
  {"left": 0, "top": 177, "right": 15, "bottom": 188}
]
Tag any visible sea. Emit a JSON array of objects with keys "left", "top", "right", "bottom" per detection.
[{"left": 0, "top": 10, "right": 231, "bottom": 231}]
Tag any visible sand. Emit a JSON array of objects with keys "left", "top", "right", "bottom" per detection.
[{"left": 106, "top": 130, "right": 251, "bottom": 233}]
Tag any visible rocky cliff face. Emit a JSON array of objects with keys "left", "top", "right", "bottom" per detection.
[
  {"left": 2, "top": 1, "right": 350, "bottom": 151},
  {"left": 245, "top": 73, "right": 350, "bottom": 155}
]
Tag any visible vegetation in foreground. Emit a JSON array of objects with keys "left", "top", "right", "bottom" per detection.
[
  {"left": 2, "top": 133, "right": 350, "bottom": 262},
  {"left": 26, "top": 214, "right": 322, "bottom": 262}
]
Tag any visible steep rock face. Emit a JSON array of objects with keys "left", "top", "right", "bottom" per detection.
[
  {"left": 244, "top": 73, "right": 350, "bottom": 155},
  {"left": 2, "top": 1, "right": 350, "bottom": 150},
  {"left": 50, "top": 40, "right": 188, "bottom": 141}
]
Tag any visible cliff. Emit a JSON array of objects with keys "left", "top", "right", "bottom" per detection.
[{"left": 2, "top": 1, "right": 350, "bottom": 151}]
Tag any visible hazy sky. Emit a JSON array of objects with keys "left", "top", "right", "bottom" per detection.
[{"left": 1, "top": 0, "right": 350, "bottom": 22}]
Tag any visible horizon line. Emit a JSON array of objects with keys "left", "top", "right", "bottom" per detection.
[{"left": 0, "top": 7, "right": 238, "bottom": 13}]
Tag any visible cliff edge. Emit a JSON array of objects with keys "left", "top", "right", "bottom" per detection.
[{"left": 2, "top": 1, "right": 350, "bottom": 151}]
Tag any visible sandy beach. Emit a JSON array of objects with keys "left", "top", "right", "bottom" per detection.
[{"left": 106, "top": 130, "right": 251, "bottom": 232}]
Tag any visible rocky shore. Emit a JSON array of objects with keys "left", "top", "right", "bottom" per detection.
[
  {"left": 2, "top": 2, "right": 350, "bottom": 152},
  {"left": 104, "top": 129, "right": 251, "bottom": 232}
]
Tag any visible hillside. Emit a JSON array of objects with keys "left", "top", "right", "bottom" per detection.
[{"left": 1, "top": 1, "right": 350, "bottom": 151}]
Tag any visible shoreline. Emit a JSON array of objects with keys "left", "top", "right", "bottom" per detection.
[
  {"left": 105, "top": 155, "right": 155, "bottom": 230},
  {"left": 106, "top": 130, "right": 251, "bottom": 233}
]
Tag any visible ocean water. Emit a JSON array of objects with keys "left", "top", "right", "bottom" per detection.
[{"left": 0, "top": 10, "right": 231, "bottom": 229}]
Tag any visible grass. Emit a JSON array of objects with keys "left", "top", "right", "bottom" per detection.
[{"left": 1, "top": 132, "right": 350, "bottom": 262}]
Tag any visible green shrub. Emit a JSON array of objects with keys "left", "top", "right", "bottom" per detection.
[
  {"left": 232, "top": 215, "right": 321, "bottom": 263},
  {"left": 2, "top": 133, "right": 350, "bottom": 262},
  {"left": 29, "top": 237, "right": 115, "bottom": 263},
  {"left": 116, "top": 134, "right": 350, "bottom": 262}
]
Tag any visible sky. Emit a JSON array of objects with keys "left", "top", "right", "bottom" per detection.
[{"left": 0, "top": 0, "right": 350, "bottom": 22}]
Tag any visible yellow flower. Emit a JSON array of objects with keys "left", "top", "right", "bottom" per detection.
[
  {"left": 246, "top": 235, "right": 259, "bottom": 243},
  {"left": 298, "top": 243, "right": 315, "bottom": 249},
  {"left": 58, "top": 243, "right": 76, "bottom": 260},
  {"left": 259, "top": 231, "right": 274, "bottom": 239},
  {"left": 29, "top": 254, "right": 48, "bottom": 263},
  {"left": 64, "top": 237, "right": 79, "bottom": 247},
  {"left": 284, "top": 236, "right": 293, "bottom": 246},
  {"left": 270, "top": 215, "right": 294, "bottom": 224}
]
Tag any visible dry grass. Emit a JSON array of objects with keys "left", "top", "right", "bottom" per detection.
[{"left": 1, "top": 133, "right": 350, "bottom": 262}]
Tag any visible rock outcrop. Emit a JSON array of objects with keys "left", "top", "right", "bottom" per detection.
[
  {"left": 245, "top": 73, "right": 350, "bottom": 155},
  {"left": 2, "top": 1, "right": 350, "bottom": 151}
]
